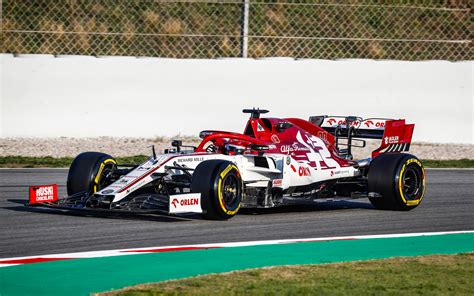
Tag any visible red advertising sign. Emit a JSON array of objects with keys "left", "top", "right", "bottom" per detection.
[{"left": 29, "top": 184, "right": 58, "bottom": 204}]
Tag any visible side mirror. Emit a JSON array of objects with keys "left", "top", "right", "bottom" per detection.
[
  {"left": 171, "top": 140, "right": 182, "bottom": 152},
  {"left": 275, "top": 122, "right": 292, "bottom": 132},
  {"left": 249, "top": 144, "right": 269, "bottom": 151},
  {"left": 171, "top": 140, "right": 182, "bottom": 147}
]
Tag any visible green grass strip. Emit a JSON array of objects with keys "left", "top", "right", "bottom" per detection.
[
  {"left": 107, "top": 254, "right": 474, "bottom": 296},
  {"left": 0, "top": 156, "right": 473, "bottom": 168},
  {"left": 421, "top": 159, "right": 474, "bottom": 168},
  {"left": 1, "top": 233, "right": 473, "bottom": 296}
]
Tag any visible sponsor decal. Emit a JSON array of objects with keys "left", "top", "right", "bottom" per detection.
[
  {"left": 117, "top": 176, "right": 136, "bottom": 184},
  {"left": 296, "top": 131, "right": 341, "bottom": 170},
  {"left": 317, "top": 131, "right": 327, "bottom": 141},
  {"left": 281, "top": 145, "right": 290, "bottom": 153},
  {"left": 101, "top": 189, "right": 114, "bottom": 194},
  {"left": 271, "top": 134, "right": 280, "bottom": 143},
  {"left": 171, "top": 199, "right": 179, "bottom": 208},
  {"left": 177, "top": 157, "right": 204, "bottom": 163},
  {"left": 286, "top": 156, "right": 291, "bottom": 165},
  {"left": 29, "top": 184, "right": 58, "bottom": 204},
  {"left": 257, "top": 122, "right": 265, "bottom": 131},
  {"left": 384, "top": 136, "right": 399, "bottom": 145},
  {"left": 326, "top": 118, "right": 360, "bottom": 127},
  {"left": 113, "top": 176, "right": 137, "bottom": 186},
  {"left": 169, "top": 193, "right": 202, "bottom": 214},
  {"left": 298, "top": 166, "right": 311, "bottom": 177},
  {"left": 364, "top": 120, "right": 385, "bottom": 128},
  {"left": 332, "top": 170, "right": 351, "bottom": 176},
  {"left": 272, "top": 179, "right": 283, "bottom": 187},
  {"left": 290, "top": 164, "right": 297, "bottom": 172},
  {"left": 280, "top": 143, "right": 310, "bottom": 154},
  {"left": 171, "top": 197, "right": 199, "bottom": 207}
]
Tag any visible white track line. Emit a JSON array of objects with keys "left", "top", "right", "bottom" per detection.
[
  {"left": 0, "top": 264, "right": 20, "bottom": 267},
  {"left": 1, "top": 230, "right": 472, "bottom": 268}
]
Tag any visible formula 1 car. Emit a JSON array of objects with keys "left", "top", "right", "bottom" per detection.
[{"left": 28, "top": 108, "right": 425, "bottom": 220}]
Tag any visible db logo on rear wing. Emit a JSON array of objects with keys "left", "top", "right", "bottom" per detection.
[{"left": 29, "top": 184, "right": 58, "bottom": 204}]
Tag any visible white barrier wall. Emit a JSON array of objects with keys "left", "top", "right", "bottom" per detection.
[{"left": 1, "top": 54, "right": 472, "bottom": 143}]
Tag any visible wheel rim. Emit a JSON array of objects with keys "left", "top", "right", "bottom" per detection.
[
  {"left": 221, "top": 174, "right": 239, "bottom": 206},
  {"left": 402, "top": 166, "right": 422, "bottom": 200}
]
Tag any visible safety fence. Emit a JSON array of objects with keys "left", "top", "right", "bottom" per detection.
[{"left": 1, "top": 0, "right": 471, "bottom": 60}]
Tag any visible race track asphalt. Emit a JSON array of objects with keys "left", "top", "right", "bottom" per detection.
[{"left": 1, "top": 169, "right": 473, "bottom": 258}]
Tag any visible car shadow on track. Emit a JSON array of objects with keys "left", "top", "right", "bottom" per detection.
[
  {"left": 4, "top": 199, "right": 375, "bottom": 222},
  {"left": 239, "top": 200, "right": 374, "bottom": 216},
  {"left": 4, "top": 199, "right": 196, "bottom": 222}
]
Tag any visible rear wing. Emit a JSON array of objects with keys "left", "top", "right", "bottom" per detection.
[{"left": 309, "top": 115, "right": 414, "bottom": 158}]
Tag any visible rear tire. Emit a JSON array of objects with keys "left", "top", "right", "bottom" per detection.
[
  {"left": 368, "top": 153, "right": 425, "bottom": 211},
  {"left": 67, "top": 152, "right": 117, "bottom": 196},
  {"left": 191, "top": 160, "right": 242, "bottom": 220}
]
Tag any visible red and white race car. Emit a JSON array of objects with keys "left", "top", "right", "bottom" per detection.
[{"left": 29, "top": 109, "right": 426, "bottom": 220}]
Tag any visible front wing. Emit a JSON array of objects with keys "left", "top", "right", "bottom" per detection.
[{"left": 26, "top": 187, "right": 203, "bottom": 216}]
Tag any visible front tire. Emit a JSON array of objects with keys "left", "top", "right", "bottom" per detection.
[
  {"left": 67, "top": 152, "right": 117, "bottom": 196},
  {"left": 368, "top": 153, "right": 425, "bottom": 211},
  {"left": 191, "top": 160, "right": 242, "bottom": 220}
]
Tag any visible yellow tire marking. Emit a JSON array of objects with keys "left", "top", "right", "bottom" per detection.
[
  {"left": 399, "top": 164, "right": 407, "bottom": 204},
  {"left": 217, "top": 178, "right": 226, "bottom": 212},
  {"left": 217, "top": 164, "right": 240, "bottom": 215},
  {"left": 226, "top": 204, "right": 241, "bottom": 216},
  {"left": 220, "top": 164, "right": 234, "bottom": 178},
  {"left": 406, "top": 200, "right": 420, "bottom": 206},
  {"left": 93, "top": 159, "right": 116, "bottom": 193},
  {"left": 399, "top": 158, "right": 424, "bottom": 206}
]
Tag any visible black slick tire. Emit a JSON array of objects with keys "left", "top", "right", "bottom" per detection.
[
  {"left": 368, "top": 153, "right": 425, "bottom": 211},
  {"left": 191, "top": 160, "right": 242, "bottom": 220},
  {"left": 67, "top": 152, "right": 117, "bottom": 196}
]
